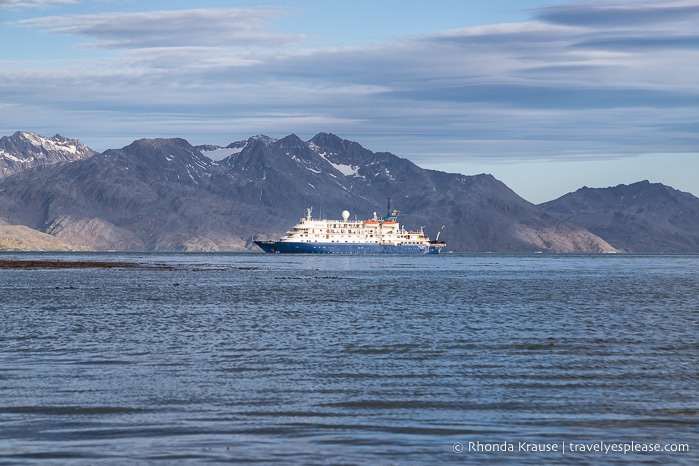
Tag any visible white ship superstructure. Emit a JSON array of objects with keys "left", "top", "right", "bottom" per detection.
[{"left": 255, "top": 207, "right": 445, "bottom": 254}]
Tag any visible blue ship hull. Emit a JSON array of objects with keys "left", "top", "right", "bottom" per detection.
[{"left": 254, "top": 241, "right": 442, "bottom": 254}]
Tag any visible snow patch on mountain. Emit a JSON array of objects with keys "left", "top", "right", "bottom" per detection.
[
  {"left": 0, "top": 150, "right": 26, "bottom": 163},
  {"left": 331, "top": 162, "right": 359, "bottom": 176},
  {"left": 309, "top": 142, "right": 359, "bottom": 177},
  {"left": 200, "top": 146, "right": 245, "bottom": 161}
]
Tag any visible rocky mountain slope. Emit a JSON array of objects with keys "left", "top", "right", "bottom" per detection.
[
  {"left": 540, "top": 181, "right": 699, "bottom": 253},
  {"left": 0, "top": 130, "right": 695, "bottom": 252},
  {"left": 0, "top": 131, "right": 96, "bottom": 178}
]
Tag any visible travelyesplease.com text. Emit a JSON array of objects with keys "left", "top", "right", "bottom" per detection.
[{"left": 453, "top": 440, "right": 689, "bottom": 456}]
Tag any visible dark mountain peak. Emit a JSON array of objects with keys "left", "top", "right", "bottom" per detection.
[
  {"left": 576, "top": 180, "right": 664, "bottom": 194},
  {"left": 475, "top": 173, "right": 497, "bottom": 181},
  {"left": 220, "top": 135, "right": 274, "bottom": 172},
  {"left": 542, "top": 181, "right": 699, "bottom": 252},
  {"left": 307, "top": 133, "right": 422, "bottom": 187},
  {"left": 226, "top": 140, "right": 248, "bottom": 150},
  {"left": 215, "top": 135, "right": 274, "bottom": 160},
  {"left": 310, "top": 131, "right": 338, "bottom": 141},
  {"left": 221, "top": 133, "right": 341, "bottom": 183},
  {"left": 309, "top": 132, "right": 343, "bottom": 147},
  {"left": 123, "top": 138, "right": 209, "bottom": 162},
  {"left": 619, "top": 180, "right": 678, "bottom": 198},
  {"left": 248, "top": 135, "right": 276, "bottom": 146},
  {"left": 277, "top": 133, "right": 304, "bottom": 145},
  {"left": 308, "top": 132, "right": 375, "bottom": 166},
  {"left": 274, "top": 134, "right": 312, "bottom": 158},
  {"left": 561, "top": 180, "right": 686, "bottom": 211},
  {"left": 105, "top": 137, "right": 213, "bottom": 186},
  {"left": 225, "top": 135, "right": 276, "bottom": 161},
  {"left": 125, "top": 137, "right": 192, "bottom": 153},
  {"left": 470, "top": 172, "right": 518, "bottom": 192}
]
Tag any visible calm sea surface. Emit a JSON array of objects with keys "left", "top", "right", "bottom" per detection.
[{"left": 0, "top": 252, "right": 696, "bottom": 465}]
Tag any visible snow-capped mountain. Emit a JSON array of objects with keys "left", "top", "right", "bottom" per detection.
[{"left": 0, "top": 131, "right": 97, "bottom": 178}]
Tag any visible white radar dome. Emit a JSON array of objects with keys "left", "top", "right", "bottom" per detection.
[{"left": 342, "top": 210, "right": 350, "bottom": 221}]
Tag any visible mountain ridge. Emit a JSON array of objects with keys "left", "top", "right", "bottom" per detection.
[{"left": 0, "top": 130, "right": 696, "bottom": 253}]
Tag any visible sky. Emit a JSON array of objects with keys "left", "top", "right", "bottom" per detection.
[{"left": 1, "top": 0, "right": 698, "bottom": 203}]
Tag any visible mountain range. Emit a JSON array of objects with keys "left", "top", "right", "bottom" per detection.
[{"left": 0, "top": 130, "right": 697, "bottom": 253}]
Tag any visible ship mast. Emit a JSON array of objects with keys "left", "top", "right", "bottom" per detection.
[{"left": 436, "top": 225, "right": 445, "bottom": 241}]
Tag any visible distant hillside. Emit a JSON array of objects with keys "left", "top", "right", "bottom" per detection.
[
  {"left": 540, "top": 181, "right": 699, "bottom": 253},
  {"left": 1, "top": 130, "right": 696, "bottom": 253},
  {"left": 0, "top": 223, "right": 84, "bottom": 251}
]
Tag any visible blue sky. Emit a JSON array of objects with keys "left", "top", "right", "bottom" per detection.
[{"left": 1, "top": 0, "right": 697, "bottom": 203}]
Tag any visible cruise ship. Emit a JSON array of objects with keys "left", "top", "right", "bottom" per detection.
[{"left": 254, "top": 207, "right": 446, "bottom": 254}]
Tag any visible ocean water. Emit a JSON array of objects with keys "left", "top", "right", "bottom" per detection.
[{"left": 0, "top": 252, "right": 696, "bottom": 465}]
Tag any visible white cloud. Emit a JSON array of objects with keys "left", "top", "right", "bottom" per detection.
[
  {"left": 17, "top": 7, "right": 308, "bottom": 48},
  {"left": 0, "top": 0, "right": 76, "bottom": 8},
  {"left": 2, "top": 0, "right": 698, "bottom": 167}
]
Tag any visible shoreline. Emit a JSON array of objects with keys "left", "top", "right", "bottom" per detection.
[{"left": 0, "top": 259, "right": 170, "bottom": 270}]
